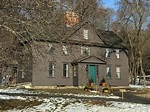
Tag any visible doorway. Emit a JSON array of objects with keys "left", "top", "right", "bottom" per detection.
[{"left": 89, "top": 65, "right": 97, "bottom": 84}]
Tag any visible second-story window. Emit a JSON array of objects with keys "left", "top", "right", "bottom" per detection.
[
  {"left": 48, "top": 43, "right": 54, "bottom": 53},
  {"left": 115, "top": 49, "right": 120, "bottom": 59},
  {"left": 83, "top": 29, "right": 88, "bottom": 39},
  {"left": 106, "top": 48, "right": 110, "bottom": 58},
  {"left": 81, "top": 46, "right": 90, "bottom": 55},
  {"left": 63, "top": 45, "right": 68, "bottom": 55}
]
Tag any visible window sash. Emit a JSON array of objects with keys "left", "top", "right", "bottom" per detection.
[{"left": 49, "top": 63, "right": 54, "bottom": 77}]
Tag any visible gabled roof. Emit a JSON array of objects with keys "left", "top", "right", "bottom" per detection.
[
  {"left": 96, "top": 30, "right": 128, "bottom": 49},
  {"left": 72, "top": 55, "right": 106, "bottom": 65},
  {"left": 34, "top": 21, "right": 128, "bottom": 49}
]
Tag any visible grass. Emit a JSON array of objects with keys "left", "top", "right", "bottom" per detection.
[
  {"left": 0, "top": 99, "right": 43, "bottom": 110},
  {"left": 29, "top": 88, "right": 94, "bottom": 95}
]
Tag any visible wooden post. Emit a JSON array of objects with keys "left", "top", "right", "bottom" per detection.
[{"left": 120, "top": 89, "right": 126, "bottom": 100}]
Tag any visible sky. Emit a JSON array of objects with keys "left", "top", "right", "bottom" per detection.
[{"left": 102, "top": 0, "right": 120, "bottom": 10}]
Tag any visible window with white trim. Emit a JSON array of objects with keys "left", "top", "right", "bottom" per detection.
[
  {"left": 116, "top": 66, "right": 121, "bottom": 79},
  {"left": 63, "top": 45, "right": 68, "bottom": 55},
  {"left": 115, "top": 49, "right": 120, "bottom": 59},
  {"left": 48, "top": 43, "right": 54, "bottom": 53},
  {"left": 63, "top": 64, "right": 69, "bottom": 77},
  {"left": 106, "top": 48, "right": 110, "bottom": 57},
  {"left": 106, "top": 66, "right": 111, "bottom": 78},
  {"left": 49, "top": 63, "right": 54, "bottom": 77},
  {"left": 81, "top": 46, "right": 90, "bottom": 55},
  {"left": 83, "top": 29, "right": 88, "bottom": 39}
]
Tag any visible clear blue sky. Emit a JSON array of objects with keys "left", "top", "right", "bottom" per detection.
[{"left": 102, "top": 0, "right": 120, "bottom": 10}]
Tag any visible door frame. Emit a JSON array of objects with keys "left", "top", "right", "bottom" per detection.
[{"left": 87, "top": 64, "right": 99, "bottom": 84}]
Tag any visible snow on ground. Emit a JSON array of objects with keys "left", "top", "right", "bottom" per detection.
[
  {"left": 5, "top": 97, "right": 150, "bottom": 112},
  {"left": 0, "top": 88, "right": 37, "bottom": 94},
  {"left": 63, "top": 93, "right": 120, "bottom": 99},
  {"left": 129, "top": 85, "right": 150, "bottom": 88},
  {"left": 0, "top": 94, "right": 26, "bottom": 100},
  {"left": 0, "top": 87, "right": 150, "bottom": 112}
]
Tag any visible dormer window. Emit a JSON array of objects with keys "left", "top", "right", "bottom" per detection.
[{"left": 83, "top": 29, "right": 88, "bottom": 39}]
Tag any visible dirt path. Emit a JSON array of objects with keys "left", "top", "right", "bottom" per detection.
[{"left": 113, "top": 92, "right": 150, "bottom": 104}]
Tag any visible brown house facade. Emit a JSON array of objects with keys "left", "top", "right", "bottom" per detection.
[{"left": 31, "top": 22, "right": 129, "bottom": 86}]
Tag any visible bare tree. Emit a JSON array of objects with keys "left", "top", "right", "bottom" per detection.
[{"left": 112, "top": 0, "right": 150, "bottom": 86}]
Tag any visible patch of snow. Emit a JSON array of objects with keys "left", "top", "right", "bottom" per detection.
[
  {"left": 0, "top": 88, "right": 37, "bottom": 94},
  {"left": 0, "top": 95, "right": 26, "bottom": 100},
  {"left": 64, "top": 93, "right": 120, "bottom": 99},
  {"left": 129, "top": 85, "right": 150, "bottom": 88}
]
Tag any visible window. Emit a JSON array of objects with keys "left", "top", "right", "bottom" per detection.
[
  {"left": 115, "top": 49, "right": 120, "bottom": 59},
  {"left": 22, "top": 71, "right": 25, "bottom": 79},
  {"left": 83, "top": 29, "right": 88, "bottom": 39},
  {"left": 106, "top": 66, "right": 111, "bottom": 78},
  {"left": 116, "top": 66, "right": 121, "bottom": 79},
  {"left": 48, "top": 43, "right": 54, "bottom": 53},
  {"left": 63, "top": 45, "right": 68, "bottom": 55},
  {"left": 106, "top": 48, "right": 110, "bottom": 57},
  {"left": 81, "top": 46, "right": 90, "bottom": 55},
  {"left": 63, "top": 64, "right": 69, "bottom": 77},
  {"left": 49, "top": 63, "right": 54, "bottom": 77}
]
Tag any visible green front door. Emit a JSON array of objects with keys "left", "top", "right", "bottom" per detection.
[{"left": 89, "top": 65, "right": 96, "bottom": 84}]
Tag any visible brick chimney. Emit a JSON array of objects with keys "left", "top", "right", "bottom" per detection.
[{"left": 65, "top": 11, "right": 79, "bottom": 27}]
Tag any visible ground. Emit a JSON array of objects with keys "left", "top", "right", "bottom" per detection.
[{"left": 0, "top": 85, "right": 150, "bottom": 112}]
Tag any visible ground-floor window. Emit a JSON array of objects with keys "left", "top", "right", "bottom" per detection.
[
  {"left": 106, "top": 66, "right": 111, "bottom": 78},
  {"left": 49, "top": 63, "right": 54, "bottom": 77},
  {"left": 63, "top": 63, "right": 69, "bottom": 77},
  {"left": 116, "top": 66, "right": 121, "bottom": 79}
]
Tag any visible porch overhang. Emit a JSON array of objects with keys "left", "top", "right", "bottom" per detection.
[{"left": 71, "top": 55, "right": 106, "bottom": 65}]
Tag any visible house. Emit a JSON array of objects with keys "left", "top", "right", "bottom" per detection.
[{"left": 31, "top": 22, "right": 129, "bottom": 86}]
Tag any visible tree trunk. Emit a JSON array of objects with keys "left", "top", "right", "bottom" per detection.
[{"left": 139, "top": 50, "right": 146, "bottom": 87}]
